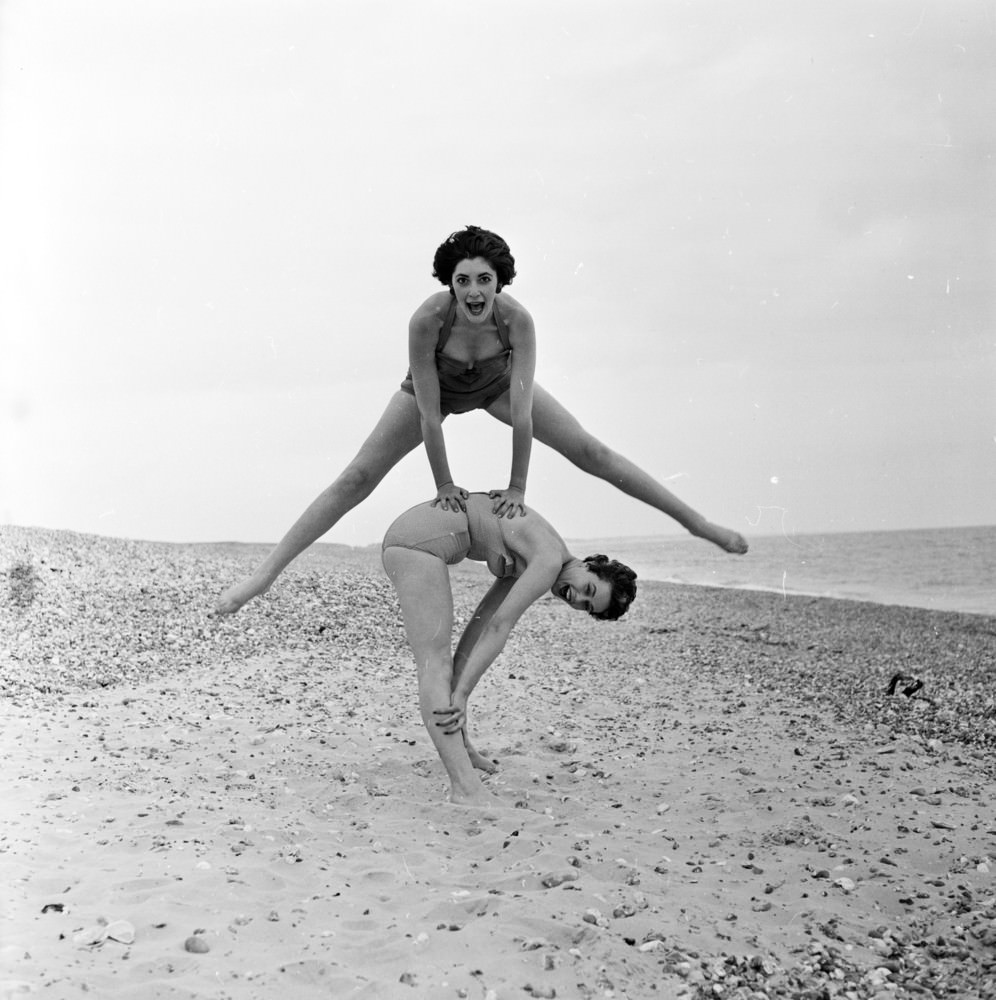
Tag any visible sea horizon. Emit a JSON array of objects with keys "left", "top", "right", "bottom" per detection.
[{"left": 564, "top": 523, "right": 996, "bottom": 618}]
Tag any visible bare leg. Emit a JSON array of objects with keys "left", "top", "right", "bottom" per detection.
[
  {"left": 487, "top": 384, "right": 748, "bottom": 554},
  {"left": 382, "top": 546, "right": 498, "bottom": 806},
  {"left": 214, "top": 392, "right": 426, "bottom": 614}
]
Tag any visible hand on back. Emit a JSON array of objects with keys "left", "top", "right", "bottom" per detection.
[
  {"left": 432, "top": 482, "right": 469, "bottom": 513},
  {"left": 489, "top": 487, "right": 526, "bottom": 519}
]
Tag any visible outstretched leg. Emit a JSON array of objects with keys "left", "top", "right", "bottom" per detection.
[
  {"left": 214, "top": 391, "right": 427, "bottom": 614},
  {"left": 487, "top": 384, "right": 748, "bottom": 554},
  {"left": 382, "top": 546, "right": 497, "bottom": 806}
]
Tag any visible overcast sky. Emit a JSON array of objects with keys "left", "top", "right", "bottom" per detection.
[{"left": 2, "top": 0, "right": 993, "bottom": 547}]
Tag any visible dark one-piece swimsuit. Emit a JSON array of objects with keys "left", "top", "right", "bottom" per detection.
[{"left": 400, "top": 298, "right": 512, "bottom": 415}]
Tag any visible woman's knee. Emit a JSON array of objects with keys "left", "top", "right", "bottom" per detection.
[
  {"left": 334, "top": 459, "right": 382, "bottom": 501},
  {"left": 570, "top": 433, "right": 613, "bottom": 474},
  {"left": 336, "top": 412, "right": 418, "bottom": 500},
  {"left": 417, "top": 654, "right": 454, "bottom": 701}
]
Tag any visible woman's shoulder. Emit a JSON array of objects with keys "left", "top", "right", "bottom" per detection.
[
  {"left": 495, "top": 291, "right": 531, "bottom": 323},
  {"left": 409, "top": 290, "right": 452, "bottom": 333},
  {"left": 502, "top": 506, "right": 566, "bottom": 561},
  {"left": 495, "top": 292, "right": 535, "bottom": 342}
]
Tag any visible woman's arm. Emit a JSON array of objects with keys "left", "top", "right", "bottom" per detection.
[
  {"left": 490, "top": 305, "right": 536, "bottom": 518},
  {"left": 434, "top": 559, "right": 560, "bottom": 734},
  {"left": 408, "top": 309, "right": 467, "bottom": 512},
  {"left": 451, "top": 576, "right": 517, "bottom": 698}
]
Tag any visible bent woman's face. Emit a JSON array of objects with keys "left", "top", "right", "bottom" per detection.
[
  {"left": 451, "top": 257, "right": 498, "bottom": 324},
  {"left": 551, "top": 563, "right": 611, "bottom": 617}
]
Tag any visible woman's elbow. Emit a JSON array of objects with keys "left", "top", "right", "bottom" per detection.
[
  {"left": 510, "top": 397, "right": 534, "bottom": 425},
  {"left": 418, "top": 408, "right": 443, "bottom": 432},
  {"left": 512, "top": 414, "right": 534, "bottom": 437}
]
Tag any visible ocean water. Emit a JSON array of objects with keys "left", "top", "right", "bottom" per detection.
[{"left": 567, "top": 525, "right": 996, "bottom": 617}]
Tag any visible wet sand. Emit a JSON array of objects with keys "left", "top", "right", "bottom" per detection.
[{"left": 2, "top": 526, "right": 995, "bottom": 999}]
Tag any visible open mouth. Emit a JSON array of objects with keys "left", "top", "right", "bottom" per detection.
[
  {"left": 559, "top": 583, "right": 572, "bottom": 602},
  {"left": 466, "top": 301, "right": 486, "bottom": 317}
]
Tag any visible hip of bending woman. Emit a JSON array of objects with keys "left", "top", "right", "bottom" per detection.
[{"left": 381, "top": 492, "right": 637, "bottom": 806}]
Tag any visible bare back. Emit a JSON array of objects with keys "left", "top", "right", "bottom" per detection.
[{"left": 492, "top": 504, "right": 571, "bottom": 582}]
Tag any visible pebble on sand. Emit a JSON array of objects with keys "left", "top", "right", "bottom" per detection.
[
  {"left": 540, "top": 871, "right": 578, "bottom": 889},
  {"left": 523, "top": 984, "right": 556, "bottom": 999}
]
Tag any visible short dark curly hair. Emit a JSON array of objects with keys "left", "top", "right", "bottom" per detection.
[
  {"left": 432, "top": 225, "right": 517, "bottom": 292},
  {"left": 583, "top": 554, "right": 638, "bottom": 621}
]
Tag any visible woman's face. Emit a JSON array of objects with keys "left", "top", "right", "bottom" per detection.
[
  {"left": 451, "top": 257, "right": 498, "bottom": 324},
  {"left": 551, "top": 562, "right": 612, "bottom": 617}
]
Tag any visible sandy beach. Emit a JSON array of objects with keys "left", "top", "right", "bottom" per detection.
[{"left": 3, "top": 525, "right": 995, "bottom": 1000}]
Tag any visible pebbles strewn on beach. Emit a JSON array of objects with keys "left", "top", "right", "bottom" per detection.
[
  {"left": 3, "top": 525, "right": 996, "bottom": 1000},
  {"left": 4, "top": 525, "right": 995, "bottom": 755},
  {"left": 1, "top": 526, "right": 410, "bottom": 700}
]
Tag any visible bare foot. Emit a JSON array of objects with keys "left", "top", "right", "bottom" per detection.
[
  {"left": 212, "top": 576, "right": 270, "bottom": 616},
  {"left": 467, "top": 746, "right": 499, "bottom": 774},
  {"left": 464, "top": 736, "right": 499, "bottom": 774},
  {"left": 449, "top": 784, "right": 502, "bottom": 807},
  {"left": 693, "top": 521, "right": 749, "bottom": 555}
]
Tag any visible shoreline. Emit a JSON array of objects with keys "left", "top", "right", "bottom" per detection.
[
  {"left": 635, "top": 578, "right": 996, "bottom": 620},
  {"left": 3, "top": 525, "right": 996, "bottom": 998}
]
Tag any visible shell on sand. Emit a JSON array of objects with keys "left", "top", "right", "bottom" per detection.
[{"left": 105, "top": 920, "right": 135, "bottom": 944}]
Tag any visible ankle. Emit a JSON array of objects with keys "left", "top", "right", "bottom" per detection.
[
  {"left": 450, "top": 773, "right": 483, "bottom": 797},
  {"left": 685, "top": 516, "right": 710, "bottom": 538}
]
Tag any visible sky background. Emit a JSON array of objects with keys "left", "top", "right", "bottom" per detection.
[{"left": 2, "top": 0, "right": 994, "bottom": 548}]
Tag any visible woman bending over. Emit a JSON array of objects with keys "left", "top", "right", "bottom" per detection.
[{"left": 381, "top": 492, "right": 637, "bottom": 805}]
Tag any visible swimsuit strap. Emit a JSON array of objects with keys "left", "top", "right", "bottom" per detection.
[
  {"left": 435, "top": 298, "right": 511, "bottom": 352},
  {"left": 435, "top": 298, "right": 458, "bottom": 352},
  {"left": 492, "top": 300, "right": 511, "bottom": 350}
]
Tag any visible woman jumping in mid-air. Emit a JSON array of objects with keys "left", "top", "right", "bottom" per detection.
[
  {"left": 214, "top": 225, "right": 746, "bottom": 615},
  {"left": 381, "top": 491, "right": 637, "bottom": 805}
]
